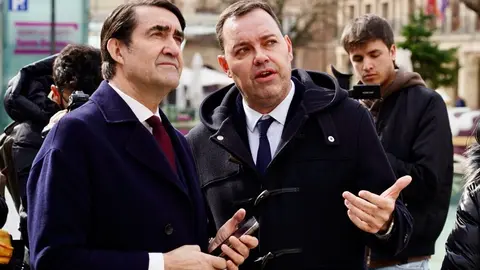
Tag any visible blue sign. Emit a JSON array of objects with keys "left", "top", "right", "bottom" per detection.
[{"left": 8, "top": 0, "right": 28, "bottom": 11}]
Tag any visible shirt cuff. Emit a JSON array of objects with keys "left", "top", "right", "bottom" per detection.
[
  {"left": 148, "top": 253, "right": 164, "bottom": 270},
  {"left": 375, "top": 217, "right": 394, "bottom": 240}
]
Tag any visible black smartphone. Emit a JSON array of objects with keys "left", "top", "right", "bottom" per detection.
[{"left": 210, "top": 216, "right": 259, "bottom": 258}]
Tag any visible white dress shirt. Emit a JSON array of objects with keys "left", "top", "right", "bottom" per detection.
[
  {"left": 243, "top": 80, "right": 295, "bottom": 164},
  {"left": 109, "top": 82, "right": 165, "bottom": 270}
]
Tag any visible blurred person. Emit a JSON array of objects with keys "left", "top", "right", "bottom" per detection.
[
  {"left": 3, "top": 55, "right": 58, "bottom": 216},
  {"left": 441, "top": 121, "right": 480, "bottom": 269},
  {"left": 27, "top": 1, "right": 257, "bottom": 270},
  {"left": 13, "top": 43, "right": 102, "bottom": 245},
  {"left": 186, "top": 1, "right": 413, "bottom": 269},
  {"left": 0, "top": 44, "right": 102, "bottom": 269},
  {"left": 340, "top": 14, "right": 453, "bottom": 270},
  {"left": 455, "top": 96, "right": 466, "bottom": 107}
]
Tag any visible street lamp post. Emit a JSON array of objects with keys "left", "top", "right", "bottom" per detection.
[{"left": 50, "top": 0, "right": 55, "bottom": 55}]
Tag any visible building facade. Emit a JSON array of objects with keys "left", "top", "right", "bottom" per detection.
[
  {"left": 89, "top": 0, "right": 339, "bottom": 73},
  {"left": 335, "top": 0, "right": 480, "bottom": 108}
]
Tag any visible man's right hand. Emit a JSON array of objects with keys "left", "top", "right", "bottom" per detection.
[{"left": 164, "top": 245, "right": 227, "bottom": 270}]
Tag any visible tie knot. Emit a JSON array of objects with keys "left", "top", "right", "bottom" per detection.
[
  {"left": 257, "top": 116, "right": 274, "bottom": 137},
  {"left": 146, "top": 115, "right": 162, "bottom": 129}
]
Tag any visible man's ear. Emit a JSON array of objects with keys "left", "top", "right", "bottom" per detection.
[
  {"left": 106, "top": 38, "right": 125, "bottom": 65},
  {"left": 50, "top": 85, "right": 60, "bottom": 105},
  {"left": 284, "top": 35, "right": 293, "bottom": 61},
  {"left": 217, "top": 55, "right": 231, "bottom": 77},
  {"left": 390, "top": 44, "right": 397, "bottom": 60}
]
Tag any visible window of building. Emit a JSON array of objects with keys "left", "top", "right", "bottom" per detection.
[
  {"left": 366, "top": 4, "right": 371, "bottom": 14},
  {"left": 349, "top": 5, "right": 355, "bottom": 20},
  {"left": 382, "top": 2, "right": 389, "bottom": 18},
  {"left": 195, "top": 0, "right": 214, "bottom": 13}
]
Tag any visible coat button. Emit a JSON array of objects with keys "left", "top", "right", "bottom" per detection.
[
  {"left": 217, "top": 135, "right": 224, "bottom": 141},
  {"left": 164, "top": 224, "right": 174, "bottom": 235},
  {"left": 328, "top": 136, "right": 335, "bottom": 142}
]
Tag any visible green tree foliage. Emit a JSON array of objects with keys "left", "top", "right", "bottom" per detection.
[{"left": 398, "top": 10, "right": 459, "bottom": 89}]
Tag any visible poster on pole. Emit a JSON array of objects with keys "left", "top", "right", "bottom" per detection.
[{"left": 1, "top": 0, "right": 88, "bottom": 127}]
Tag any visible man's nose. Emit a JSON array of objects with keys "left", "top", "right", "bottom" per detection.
[
  {"left": 363, "top": 58, "right": 374, "bottom": 71},
  {"left": 162, "top": 39, "right": 181, "bottom": 58},
  {"left": 253, "top": 49, "right": 269, "bottom": 65}
]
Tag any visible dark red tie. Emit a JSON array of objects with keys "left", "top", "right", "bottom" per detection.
[{"left": 146, "top": 116, "right": 177, "bottom": 172}]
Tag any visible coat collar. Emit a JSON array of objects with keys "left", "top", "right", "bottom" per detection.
[
  {"left": 90, "top": 80, "right": 138, "bottom": 123},
  {"left": 90, "top": 80, "right": 190, "bottom": 196}
]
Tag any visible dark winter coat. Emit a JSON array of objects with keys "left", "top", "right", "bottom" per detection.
[
  {"left": 364, "top": 70, "right": 453, "bottom": 261},
  {"left": 187, "top": 69, "right": 413, "bottom": 270}
]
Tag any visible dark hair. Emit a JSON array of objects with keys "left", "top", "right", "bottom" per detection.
[
  {"left": 341, "top": 14, "right": 394, "bottom": 53},
  {"left": 100, "top": 0, "right": 185, "bottom": 80},
  {"left": 216, "top": 0, "right": 281, "bottom": 52},
  {"left": 52, "top": 44, "right": 102, "bottom": 96},
  {"left": 464, "top": 121, "right": 480, "bottom": 186}
]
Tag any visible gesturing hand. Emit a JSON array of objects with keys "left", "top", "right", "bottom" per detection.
[{"left": 342, "top": 175, "right": 412, "bottom": 234}]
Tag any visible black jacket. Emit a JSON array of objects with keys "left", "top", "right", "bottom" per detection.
[
  {"left": 442, "top": 143, "right": 480, "bottom": 270},
  {"left": 4, "top": 54, "right": 58, "bottom": 125},
  {"left": 3, "top": 55, "right": 59, "bottom": 243},
  {"left": 365, "top": 71, "right": 453, "bottom": 261},
  {"left": 187, "top": 69, "right": 413, "bottom": 270}
]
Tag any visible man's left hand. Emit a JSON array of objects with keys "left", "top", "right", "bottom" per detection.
[
  {"left": 208, "top": 209, "right": 259, "bottom": 269},
  {"left": 342, "top": 175, "right": 412, "bottom": 234}
]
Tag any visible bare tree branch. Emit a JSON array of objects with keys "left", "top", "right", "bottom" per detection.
[
  {"left": 220, "top": 0, "right": 337, "bottom": 47},
  {"left": 282, "top": 0, "right": 337, "bottom": 47}
]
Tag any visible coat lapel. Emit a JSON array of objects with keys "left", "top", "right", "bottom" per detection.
[
  {"left": 210, "top": 116, "right": 257, "bottom": 172},
  {"left": 124, "top": 123, "right": 188, "bottom": 195},
  {"left": 90, "top": 81, "right": 188, "bottom": 196}
]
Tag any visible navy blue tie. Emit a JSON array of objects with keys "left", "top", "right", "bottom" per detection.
[{"left": 256, "top": 117, "right": 275, "bottom": 174}]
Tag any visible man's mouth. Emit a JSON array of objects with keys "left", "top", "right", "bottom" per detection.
[
  {"left": 255, "top": 69, "right": 276, "bottom": 79},
  {"left": 158, "top": 62, "right": 178, "bottom": 69}
]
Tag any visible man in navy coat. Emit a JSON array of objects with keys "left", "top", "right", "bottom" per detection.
[
  {"left": 187, "top": 1, "right": 413, "bottom": 269},
  {"left": 26, "top": 1, "right": 257, "bottom": 270}
]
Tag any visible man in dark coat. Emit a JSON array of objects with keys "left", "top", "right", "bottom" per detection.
[
  {"left": 340, "top": 14, "right": 453, "bottom": 270},
  {"left": 27, "top": 1, "right": 257, "bottom": 270},
  {"left": 186, "top": 1, "right": 413, "bottom": 269}
]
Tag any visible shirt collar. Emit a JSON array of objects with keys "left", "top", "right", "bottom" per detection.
[
  {"left": 243, "top": 80, "right": 295, "bottom": 132},
  {"left": 108, "top": 82, "right": 160, "bottom": 122}
]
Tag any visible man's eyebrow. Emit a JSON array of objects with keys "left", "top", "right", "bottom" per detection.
[
  {"left": 146, "top": 24, "right": 169, "bottom": 35},
  {"left": 231, "top": 34, "right": 277, "bottom": 49},
  {"left": 367, "top": 49, "right": 381, "bottom": 54},
  {"left": 173, "top": 28, "right": 184, "bottom": 40},
  {"left": 232, "top": 41, "right": 250, "bottom": 50},
  {"left": 146, "top": 25, "right": 184, "bottom": 40},
  {"left": 259, "top": 34, "right": 276, "bottom": 40}
]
